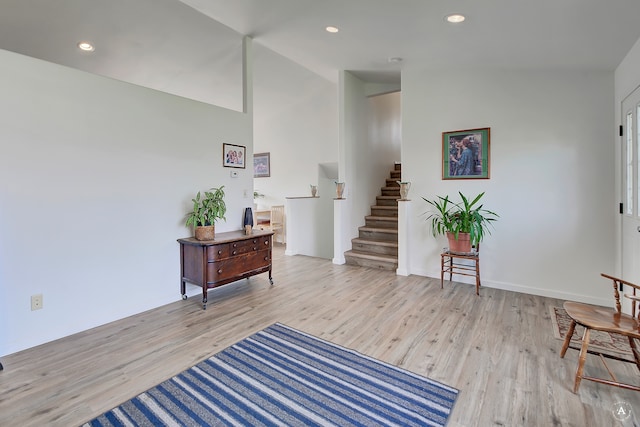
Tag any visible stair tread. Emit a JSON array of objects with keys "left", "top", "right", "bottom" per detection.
[
  {"left": 352, "top": 238, "right": 398, "bottom": 247},
  {"left": 376, "top": 195, "right": 400, "bottom": 199},
  {"left": 344, "top": 250, "right": 398, "bottom": 261},
  {"left": 359, "top": 226, "right": 398, "bottom": 233},
  {"left": 365, "top": 215, "right": 398, "bottom": 221},
  {"left": 371, "top": 205, "right": 398, "bottom": 209}
]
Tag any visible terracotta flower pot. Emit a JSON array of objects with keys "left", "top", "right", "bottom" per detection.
[
  {"left": 195, "top": 225, "right": 215, "bottom": 241},
  {"left": 446, "top": 231, "right": 471, "bottom": 253}
]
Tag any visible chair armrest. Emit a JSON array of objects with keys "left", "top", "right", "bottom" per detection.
[{"left": 624, "top": 294, "right": 640, "bottom": 303}]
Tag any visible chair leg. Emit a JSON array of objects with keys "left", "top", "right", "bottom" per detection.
[
  {"left": 475, "top": 257, "right": 481, "bottom": 296},
  {"left": 573, "top": 327, "right": 591, "bottom": 393},
  {"left": 440, "top": 255, "right": 444, "bottom": 289},
  {"left": 560, "top": 320, "right": 576, "bottom": 358}
]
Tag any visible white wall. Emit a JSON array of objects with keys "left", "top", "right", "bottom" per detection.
[
  {"left": 402, "top": 69, "right": 615, "bottom": 305},
  {"left": 0, "top": 49, "right": 253, "bottom": 356},
  {"left": 252, "top": 45, "right": 339, "bottom": 209},
  {"left": 285, "top": 197, "right": 333, "bottom": 259},
  {"left": 369, "top": 91, "right": 402, "bottom": 179}
]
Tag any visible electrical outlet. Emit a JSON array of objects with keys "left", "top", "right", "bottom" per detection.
[{"left": 31, "top": 294, "right": 43, "bottom": 311}]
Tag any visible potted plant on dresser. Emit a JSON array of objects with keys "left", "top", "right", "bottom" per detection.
[
  {"left": 185, "top": 186, "right": 227, "bottom": 240},
  {"left": 423, "top": 191, "right": 498, "bottom": 252}
]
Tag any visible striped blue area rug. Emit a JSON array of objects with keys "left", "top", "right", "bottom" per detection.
[{"left": 84, "top": 323, "right": 458, "bottom": 426}]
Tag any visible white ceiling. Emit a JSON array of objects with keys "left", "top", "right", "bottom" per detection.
[
  {"left": 2, "top": 0, "right": 640, "bottom": 104},
  {"left": 184, "top": 0, "right": 640, "bottom": 79}
]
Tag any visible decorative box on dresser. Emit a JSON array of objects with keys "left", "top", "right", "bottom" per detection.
[{"left": 178, "top": 229, "right": 274, "bottom": 309}]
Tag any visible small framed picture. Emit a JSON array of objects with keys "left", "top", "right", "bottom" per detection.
[
  {"left": 253, "top": 152, "right": 270, "bottom": 178},
  {"left": 442, "top": 127, "right": 490, "bottom": 179},
  {"left": 222, "top": 143, "right": 246, "bottom": 169}
]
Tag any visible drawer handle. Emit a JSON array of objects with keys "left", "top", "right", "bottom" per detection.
[
  {"left": 232, "top": 250, "right": 237, "bottom": 255},
  {"left": 218, "top": 250, "right": 223, "bottom": 255},
  {"left": 253, "top": 239, "right": 257, "bottom": 243},
  {"left": 233, "top": 243, "right": 237, "bottom": 248},
  {"left": 264, "top": 256, "right": 268, "bottom": 261},
  {"left": 264, "top": 241, "right": 269, "bottom": 246},
  {"left": 253, "top": 247, "right": 257, "bottom": 251},
  {"left": 217, "top": 269, "right": 222, "bottom": 274}
]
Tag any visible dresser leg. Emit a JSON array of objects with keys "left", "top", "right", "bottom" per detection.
[
  {"left": 180, "top": 279, "right": 187, "bottom": 300},
  {"left": 202, "top": 293, "right": 207, "bottom": 310}
]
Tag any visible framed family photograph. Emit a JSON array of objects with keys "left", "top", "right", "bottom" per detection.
[
  {"left": 222, "top": 143, "right": 246, "bottom": 168},
  {"left": 253, "top": 152, "right": 270, "bottom": 178},
  {"left": 442, "top": 127, "right": 490, "bottom": 180}
]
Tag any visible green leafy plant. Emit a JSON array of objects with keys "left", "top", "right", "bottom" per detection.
[
  {"left": 422, "top": 191, "right": 498, "bottom": 246},
  {"left": 185, "top": 186, "right": 227, "bottom": 228}
]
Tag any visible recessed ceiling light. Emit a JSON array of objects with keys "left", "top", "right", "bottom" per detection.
[
  {"left": 388, "top": 57, "right": 403, "bottom": 63},
  {"left": 77, "top": 41, "right": 95, "bottom": 52},
  {"left": 445, "top": 14, "right": 466, "bottom": 23},
  {"left": 325, "top": 26, "right": 339, "bottom": 33}
]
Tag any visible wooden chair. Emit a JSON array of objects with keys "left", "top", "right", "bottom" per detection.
[
  {"left": 440, "top": 244, "right": 480, "bottom": 295},
  {"left": 269, "top": 205, "right": 285, "bottom": 244},
  {"left": 560, "top": 273, "right": 640, "bottom": 392}
]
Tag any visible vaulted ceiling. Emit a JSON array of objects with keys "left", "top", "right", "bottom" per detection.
[{"left": 2, "top": 0, "right": 640, "bottom": 106}]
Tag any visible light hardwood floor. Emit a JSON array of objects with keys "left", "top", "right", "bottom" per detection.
[{"left": 1, "top": 245, "right": 639, "bottom": 426}]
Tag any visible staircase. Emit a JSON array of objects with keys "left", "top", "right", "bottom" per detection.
[{"left": 344, "top": 164, "right": 400, "bottom": 270}]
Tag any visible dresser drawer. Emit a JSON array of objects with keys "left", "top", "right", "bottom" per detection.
[
  {"left": 206, "top": 244, "right": 229, "bottom": 261},
  {"left": 228, "top": 236, "right": 270, "bottom": 256},
  {"left": 244, "top": 249, "right": 271, "bottom": 270},
  {"left": 207, "top": 249, "right": 271, "bottom": 282}
]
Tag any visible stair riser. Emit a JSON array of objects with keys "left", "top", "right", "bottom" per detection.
[
  {"left": 390, "top": 171, "right": 401, "bottom": 179},
  {"left": 352, "top": 242, "right": 398, "bottom": 256},
  {"left": 376, "top": 197, "right": 398, "bottom": 207},
  {"left": 381, "top": 189, "right": 400, "bottom": 197},
  {"left": 345, "top": 255, "right": 398, "bottom": 271},
  {"left": 365, "top": 219, "right": 398, "bottom": 229},
  {"left": 386, "top": 179, "right": 400, "bottom": 187},
  {"left": 370, "top": 207, "right": 398, "bottom": 217},
  {"left": 359, "top": 230, "right": 398, "bottom": 242}
]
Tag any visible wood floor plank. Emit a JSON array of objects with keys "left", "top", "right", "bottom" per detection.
[{"left": 0, "top": 245, "right": 639, "bottom": 426}]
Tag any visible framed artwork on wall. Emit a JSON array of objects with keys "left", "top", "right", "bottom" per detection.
[
  {"left": 253, "top": 152, "right": 270, "bottom": 178},
  {"left": 442, "top": 127, "right": 490, "bottom": 179},
  {"left": 222, "top": 143, "right": 246, "bottom": 169}
]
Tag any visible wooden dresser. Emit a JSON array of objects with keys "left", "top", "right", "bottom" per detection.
[{"left": 178, "top": 229, "right": 273, "bottom": 309}]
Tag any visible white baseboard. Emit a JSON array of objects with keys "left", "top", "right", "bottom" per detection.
[
  {"left": 413, "top": 268, "right": 611, "bottom": 307},
  {"left": 396, "top": 268, "right": 409, "bottom": 276}
]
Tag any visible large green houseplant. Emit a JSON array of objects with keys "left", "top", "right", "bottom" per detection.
[
  {"left": 423, "top": 191, "right": 498, "bottom": 252},
  {"left": 185, "top": 186, "right": 227, "bottom": 240}
]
